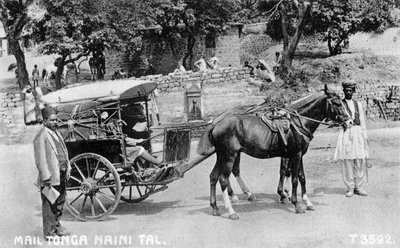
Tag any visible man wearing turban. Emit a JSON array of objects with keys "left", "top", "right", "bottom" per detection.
[
  {"left": 334, "top": 81, "right": 370, "bottom": 197},
  {"left": 33, "top": 106, "right": 71, "bottom": 240}
]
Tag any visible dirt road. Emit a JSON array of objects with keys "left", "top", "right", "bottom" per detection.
[{"left": 0, "top": 125, "right": 399, "bottom": 248}]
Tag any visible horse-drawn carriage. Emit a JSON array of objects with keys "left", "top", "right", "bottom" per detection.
[{"left": 40, "top": 79, "right": 192, "bottom": 221}]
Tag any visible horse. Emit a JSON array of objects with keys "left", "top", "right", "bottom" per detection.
[
  {"left": 196, "top": 84, "right": 350, "bottom": 220},
  {"left": 42, "top": 64, "right": 67, "bottom": 85}
]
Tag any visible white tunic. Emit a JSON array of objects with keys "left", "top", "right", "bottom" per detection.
[{"left": 334, "top": 100, "right": 369, "bottom": 160}]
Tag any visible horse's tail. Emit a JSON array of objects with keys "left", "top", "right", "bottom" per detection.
[{"left": 197, "top": 124, "right": 216, "bottom": 156}]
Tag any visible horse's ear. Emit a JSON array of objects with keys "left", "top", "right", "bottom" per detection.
[{"left": 324, "top": 84, "right": 333, "bottom": 97}]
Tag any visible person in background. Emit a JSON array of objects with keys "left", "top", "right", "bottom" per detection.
[
  {"left": 32, "top": 65, "right": 40, "bottom": 88},
  {"left": 173, "top": 60, "right": 186, "bottom": 73},
  {"left": 33, "top": 106, "right": 71, "bottom": 240},
  {"left": 243, "top": 61, "right": 254, "bottom": 77},
  {"left": 334, "top": 81, "right": 370, "bottom": 197},
  {"left": 194, "top": 57, "right": 208, "bottom": 72},
  {"left": 89, "top": 56, "right": 97, "bottom": 81},
  {"left": 208, "top": 56, "right": 220, "bottom": 70}
]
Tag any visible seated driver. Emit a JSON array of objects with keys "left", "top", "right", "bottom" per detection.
[
  {"left": 125, "top": 136, "right": 161, "bottom": 166},
  {"left": 100, "top": 111, "right": 161, "bottom": 166}
]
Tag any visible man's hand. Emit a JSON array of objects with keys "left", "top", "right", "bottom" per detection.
[
  {"left": 43, "top": 178, "right": 52, "bottom": 187},
  {"left": 366, "top": 159, "right": 372, "bottom": 168},
  {"left": 342, "top": 119, "right": 353, "bottom": 131}
]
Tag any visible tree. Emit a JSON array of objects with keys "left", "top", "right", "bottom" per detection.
[
  {"left": 309, "top": 0, "right": 398, "bottom": 56},
  {"left": 0, "top": 0, "right": 45, "bottom": 90},
  {"left": 36, "top": 0, "right": 117, "bottom": 89},
  {"left": 257, "top": 0, "right": 312, "bottom": 75},
  {"left": 138, "top": 0, "right": 240, "bottom": 69}
]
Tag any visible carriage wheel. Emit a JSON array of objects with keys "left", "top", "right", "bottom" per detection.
[
  {"left": 65, "top": 153, "right": 121, "bottom": 221},
  {"left": 110, "top": 159, "right": 162, "bottom": 203}
]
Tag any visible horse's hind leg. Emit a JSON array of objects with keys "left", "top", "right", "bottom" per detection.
[
  {"left": 277, "top": 157, "right": 290, "bottom": 203},
  {"left": 231, "top": 153, "right": 256, "bottom": 201},
  {"left": 226, "top": 179, "right": 239, "bottom": 203},
  {"left": 299, "top": 159, "right": 314, "bottom": 210}
]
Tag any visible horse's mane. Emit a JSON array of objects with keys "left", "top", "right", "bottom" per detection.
[{"left": 287, "top": 91, "right": 325, "bottom": 110}]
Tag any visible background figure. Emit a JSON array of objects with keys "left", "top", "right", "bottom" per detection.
[
  {"left": 32, "top": 64, "right": 40, "bottom": 88},
  {"left": 274, "top": 51, "right": 282, "bottom": 70},
  {"left": 89, "top": 56, "right": 97, "bottom": 81},
  {"left": 243, "top": 61, "right": 254, "bottom": 77},
  {"left": 97, "top": 54, "right": 106, "bottom": 79},
  {"left": 150, "top": 89, "right": 161, "bottom": 125},
  {"left": 334, "top": 81, "right": 370, "bottom": 197},
  {"left": 33, "top": 106, "right": 71, "bottom": 240},
  {"left": 194, "top": 57, "right": 208, "bottom": 72},
  {"left": 21, "top": 85, "right": 37, "bottom": 124},
  {"left": 208, "top": 56, "right": 220, "bottom": 70},
  {"left": 248, "top": 59, "right": 276, "bottom": 91},
  {"left": 120, "top": 69, "right": 127, "bottom": 78},
  {"left": 173, "top": 60, "right": 186, "bottom": 73}
]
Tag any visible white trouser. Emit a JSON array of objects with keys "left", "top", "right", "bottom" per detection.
[{"left": 340, "top": 159, "right": 368, "bottom": 190}]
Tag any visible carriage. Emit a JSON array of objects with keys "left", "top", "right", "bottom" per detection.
[{"left": 40, "top": 79, "right": 193, "bottom": 221}]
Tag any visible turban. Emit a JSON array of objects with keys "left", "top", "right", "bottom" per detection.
[
  {"left": 41, "top": 106, "right": 56, "bottom": 120},
  {"left": 342, "top": 81, "right": 356, "bottom": 90}
]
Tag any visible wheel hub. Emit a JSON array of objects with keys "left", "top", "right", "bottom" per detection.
[{"left": 80, "top": 178, "right": 97, "bottom": 195}]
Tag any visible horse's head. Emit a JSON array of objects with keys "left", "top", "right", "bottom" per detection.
[{"left": 324, "top": 84, "right": 351, "bottom": 125}]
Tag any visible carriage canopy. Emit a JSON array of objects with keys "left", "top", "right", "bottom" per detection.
[{"left": 40, "top": 79, "right": 158, "bottom": 105}]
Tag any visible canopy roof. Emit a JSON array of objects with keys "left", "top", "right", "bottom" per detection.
[{"left": 40, "top": 79, "right": 158, "bottom": 105}]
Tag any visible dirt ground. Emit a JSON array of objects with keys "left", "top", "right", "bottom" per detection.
[{"left": 0, "top": 124, "right": 399, "bottom": 248}]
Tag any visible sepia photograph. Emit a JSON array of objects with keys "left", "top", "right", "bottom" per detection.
[{"left": 0, "top": 0, "right": 399, "bottom": 247}]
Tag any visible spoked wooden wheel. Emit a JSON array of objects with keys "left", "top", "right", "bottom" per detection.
[{"left": 66, "top": 153, "right": 121, "bottom": 221}]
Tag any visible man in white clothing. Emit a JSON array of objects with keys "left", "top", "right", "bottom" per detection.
[{"left": 334, "top": 81, "right": 370, "bottom": 197}]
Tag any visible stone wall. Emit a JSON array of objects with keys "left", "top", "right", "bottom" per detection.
[
  {"left": 140, "top": 67, "right": 264, "bottom": 123},
  {"left": 1, "top": 76, "right": 399, "bottom": 144},
  {"left": 355, "top": 83, "right": 400, "bottom": 120}
]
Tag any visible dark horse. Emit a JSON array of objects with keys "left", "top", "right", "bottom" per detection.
[{"left": 196, "top": 84, "right": 350, "bottom": 220}]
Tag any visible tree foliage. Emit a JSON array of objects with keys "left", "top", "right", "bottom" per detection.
[
  {"left": 0, "top": 0, "right": 45, "bottom": 89},
  {"left": 137, "top": 0, "right": 240, "bottom": 69},
  {"left": 308, "top": 0, "right": 398, "bottom": 55},
  {"left": 35, "top": 0, "right": 120, "bottom": 88}
]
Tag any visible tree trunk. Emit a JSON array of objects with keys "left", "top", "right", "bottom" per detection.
[
  {"left": 54, "top": 56, "right": 66, "bottom": 90},
  {"left": 278, "top": 1, "right": 312, "bottom": 76},
  {"left": 9, "top": 38, "right": 30, "bottom": 90},
  {"left": 183, "top": 35, "right": 196, "bottom": 70}
]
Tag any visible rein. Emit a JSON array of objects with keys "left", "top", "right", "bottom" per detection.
[{"left": 277, "top": 107, "right": 333, "bottom": 126}]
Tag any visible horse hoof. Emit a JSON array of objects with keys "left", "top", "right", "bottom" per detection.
[
  {"left": 230, "top": 195, "right": 239, "bottom": 203},
  {"left": 280, "top": 197, "right": 290, "bottom": 204},
  {"left": 229, "top": 213, "right": 239, "bottom": 220},
  {"left": 306, "top": 205, "right": 315, "bottom": 211},
  {"left": 247, "top": 194, "right": 256, "bottom": 201},
  {"left": 212, "top": 209, "right": 221, "bottom": 216},
  {"left": 295, "top": 205, "right": 306, "bottom": 214}
]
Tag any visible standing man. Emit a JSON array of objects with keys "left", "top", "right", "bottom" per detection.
[
  {"left": 32, "top": 64, "right": 40, "bottom": 88},
  {"left": 334, "top": 81, "right": 370, "bottom": 197},
  {"left": 33, "top": 106, "right": 71, "bottom": 240}
]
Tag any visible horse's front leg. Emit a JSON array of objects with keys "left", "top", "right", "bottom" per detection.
[
  {"left": 299, "top": 159, "right": 314, "bottom": 210},
  {"left": 277, "top": 157, "right": 290, "bottom": 203},
  {"left": 290, "top": 154, "right": 306, "bottom": 213},
  {"left": 219, "top": 158, "right": 239, "bottom": 220}
]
